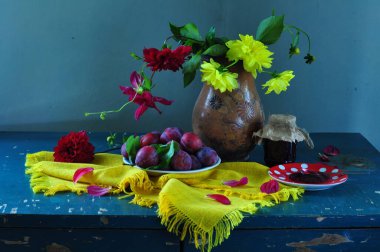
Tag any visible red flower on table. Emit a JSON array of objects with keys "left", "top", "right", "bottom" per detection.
[
  {"left": 143, "top": 46, "right": 192, "bottom": 72},
  {"left": 54, "top": 131, "right": 95, "bottom": 163},
  {"left": 120, "top": 72, "right": 173, "bottom": 120}
]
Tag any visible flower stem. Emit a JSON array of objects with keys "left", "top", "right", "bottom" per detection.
[
  {"left": 262, "top": 70, "right": 278, "bottom": 78},
  {"left": 165, "top": 34, "right": 203, "bottom": 45},
  {"left": 224, "top": 60, "right": 238, "bottom": 70},
  {"left": 285, "top": 25, "right": 312, "bottom": 53},
  {"left": 150, "top": 71, "right": 156, "bottom": 83},
  {"left": 84, "top": 92, "right": 139, "bottom": 120}
]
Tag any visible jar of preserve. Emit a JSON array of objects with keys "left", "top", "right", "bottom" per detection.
[{"left": 254, "top": 114, "right": 314, "bottom": 167}]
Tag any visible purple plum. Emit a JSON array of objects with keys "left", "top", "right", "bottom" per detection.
[
  {"left": 160, "top": 127, "right": 183, "bottom": 144},
  {"left": 190, "top": 155, "right": 202, "bottom": 170},
  {"left": 121, "top": 143, "right": 128, "bottom": 158},
  {"left": 196, "top": 147, "right": 219, "bottom": 166},
  {"left": 135, "top": 146, "right": 160, "bottom": 168},
  {"left": 140, "top": 132, "right": 161, "bottom": 147},
  {"left": 170, "top": 150, "right": 192, "bottom": 171},
  {"left": 181, "top": 132, "right": 203, "bottom": 153}
]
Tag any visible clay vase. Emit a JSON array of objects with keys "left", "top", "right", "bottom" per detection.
[{"left": 192, "top": 64, "right": 264, "bottom": 161}]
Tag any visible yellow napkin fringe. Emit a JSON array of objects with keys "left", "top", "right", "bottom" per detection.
[
  {"left": 25, "top": 152, "right": 304, "bottom": 252},
  {"left": 158, "top": 187, "right": 303, "bottom": 252}
]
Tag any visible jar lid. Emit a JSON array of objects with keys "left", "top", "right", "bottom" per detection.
[{"left": 253, "top": 114, "right": 314, "bottom": 148}]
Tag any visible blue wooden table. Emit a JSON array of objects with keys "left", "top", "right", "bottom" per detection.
[{"left": 1, "top": 132, "right": 379, "bottom": 251}]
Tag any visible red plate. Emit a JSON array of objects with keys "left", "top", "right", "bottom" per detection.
[{"left": 268, "top": 163, "right": 348, "bottom": 191}]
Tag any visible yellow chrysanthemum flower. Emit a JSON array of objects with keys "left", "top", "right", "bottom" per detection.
[
  {"left": 262, "top": 70, "right": 295, "bottom": 95},
  {"left": 200, "top": 59, "right": 238, "bottom": 93},
  {"left": 226, "top": 34, "right": 273, "bottom": 78}
]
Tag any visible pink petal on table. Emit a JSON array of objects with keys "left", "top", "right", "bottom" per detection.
[
  {"left": 323, "top": 145, "right": 340, "bottom": 156},
  {"left": 260, "top": 180, "right": 280, "bottom": 194},
  {"left": 223, "top": 176, "right": 248, "bottom": 187},
  {"left": 318, "top": 153, "right": 330, "bottom": 162},
  {"left": 73, "top": 167, "right": 94, "bottom": 183},
  {"left": 87, "top": 185, "right": 111, "bottom": 196},
  {"left": 207, "top": 194, "right": 231, "bottom": 205}
]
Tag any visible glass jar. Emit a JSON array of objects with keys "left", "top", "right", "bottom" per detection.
[{"left": 263, "top": 139, "right": 297, "bottom": 167}]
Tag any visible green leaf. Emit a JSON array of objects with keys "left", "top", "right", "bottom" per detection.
[
  {"left": 130, "top": 52, "right": 141, "bottom": 60},
  {"left": 162, "top": 43, "right": 172, "bottom": 49},
  {"left": 169, "top": 23, "right": 183, "bottom": 41},
  {"left": 183, "top": 71, "right": 196, "bottom": 87},
  {"left": 206, "top": 26, "right": 215, "bottom": 45},
  {"left": 202, "top": 44, "right": 228, "bottom": 56},
  {"left": 147, "top": 141, "right": 180, "bottom": 170},
  {"left": 182, "top": 54, "right": 201, "bottom": 87},
  {"left": 142, "top": 79, "right": 151, "bottom": 91},
  {"left": 292, "top": 31, "right": 300, "bottom": 47},
  {"left": 256, "top": 15, "right": 285, "bottom": 45},
  {"left": 141, "top": 72, "right": 152, "bottom": 91},
  {"left": 126, "top": 135, "right": 140, "bottom": 164},
  {"left": 122, "top": 135, "right": 129, "bottom": 144},
  {"left": 180, "top": 23, "right": 202, "bottom": 42}
]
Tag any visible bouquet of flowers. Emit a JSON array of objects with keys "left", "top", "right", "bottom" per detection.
[{"left": 85, "top": 11, "right": 314, "bottom": 120}]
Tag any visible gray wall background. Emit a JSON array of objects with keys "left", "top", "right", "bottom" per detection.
[{"left": 1, "top": 0, "right": 380, "bottom": 150}]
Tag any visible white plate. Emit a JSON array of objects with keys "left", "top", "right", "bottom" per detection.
[{"left": 123, "top": 157, "right": 221, "bottom": 175}]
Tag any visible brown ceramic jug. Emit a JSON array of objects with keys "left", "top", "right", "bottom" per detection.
[{"left": 192, "top": 63, "right": 264, "bottom": 161}]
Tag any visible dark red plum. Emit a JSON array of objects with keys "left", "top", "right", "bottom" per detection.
[
  {"left": 160, "top": 127, "right": 183, "bottom": 144},
  {"left": 181, "top": 132, "right": 203, "bottom": 153},
  {"left": 170, "top": 150, "right": 192, "bottom": 171},
  {"left": 196, "top": 147, "right": 219, "bottom": 166},
  {"left": 140, "top": 132, "right": 161, "bottom": 147},
  {"left": 135, "top": 146, "right": 160, "bottom": 168},
  {"left": 121, "top": 143, "right": 128, "bottom": 158},
  {"left": 190, "top": 155, "right": 202, "bottom": 170}
]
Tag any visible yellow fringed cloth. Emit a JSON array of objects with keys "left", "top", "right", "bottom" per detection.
[{"left": 25, "top": 151, "right": 304, "bottom": 252}]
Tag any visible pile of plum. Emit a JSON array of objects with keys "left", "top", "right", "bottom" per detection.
[{"left": 121, "top": 127, "right": 220, "bottom": 171}]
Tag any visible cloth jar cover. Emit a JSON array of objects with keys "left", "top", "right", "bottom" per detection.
[{"left": 254, "top": 114, "right": 314, "bottom": 148}]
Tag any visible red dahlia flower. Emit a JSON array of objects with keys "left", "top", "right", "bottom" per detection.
[
  {"left": 54, "top": 131, "right": 95, "bottom": 163},
  {"left": 143, "top": 45, "right": 192, "bottom": 72},
  {"left": 120, "top": 86, "right": 173, "bottom": 120}
]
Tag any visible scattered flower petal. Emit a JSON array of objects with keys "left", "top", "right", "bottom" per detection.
[
  {"left": 87, "top": 185, "right": 111, "bottom": 196},
  {"left": 223, "top": 176, "right": 248, "bottom": 187},
  {"left": 323, "top": 145, "right": 340, "bottom": 156},
  {"left": 260, "top": 180, "right": 279, "bottom": 194},
  {"left": 207, "top": 194, "right": 231, "bottom": 205},
  {"left": 73, "top": 167, "right": 94, "bottom": 183},
  {"left": 318, "top": 153, "right": 330, "bottom": 162}
]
